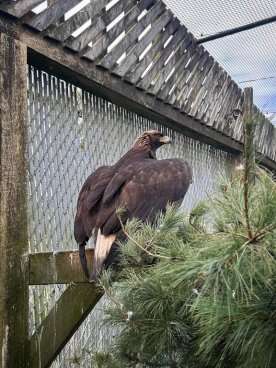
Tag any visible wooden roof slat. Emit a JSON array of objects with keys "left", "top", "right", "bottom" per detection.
[
  {"left": 168, "top": 41, "right": 199, "bottom": 105},
  {"left": 25, "top": 0, "right": 81, "bottom": 31},
  {"left": 171, "top": 45, "right": 204, "bottom": 107},
  {"left": 46, "top": 0, "right": 109, "bottom": 42},
  {"left": 197, "top": 65, "right": 226, "bottom": 123},
  {"left": 208, "top": 74, "right": 232, "bottom": 127},
  {"left": 157, "top": 38, "right": 197, "bottom": 102},
  {"left": 83, "top": 0, "right": 152, "bottom": 62},
  {"left": 65, "top": 15, "right": 105, "bottom": 52},
  {"left": 147, "top": 34, "right": 193, "bottom": 96},
  {"left": 99, "top": 0, "right": 165, "bottom": 70},
  {"left": 177, "top": 50, "right": 209, "bottom": 110},
  {"left": 65, "top": 0, "right": 133, "bottom": 52},
  {"left": 137, "top": 26, "right": 188, "bottom": 90},
  {"left": 125, "top": 17, "right": 180, "bottom": 84},
  {"left": 192, "top": 62, "right": 220, "bottom": 119},
  {"left": 0, "top": 0, "right": 43, "bottom": 18},
  {"left": 112, "top": 10, "right": 172, "bottom": 78},
  {"left": 182, "top": 55, "right": 214, "bottom": 113},
  {"left": 204, "top": 70, "right": 228, "bottom": 126},
  {"left": 213, "top": 80, "right": 237, "bottom": 131},
  {"left": 175, "top": 50, "right": 210, "bottom": 110},
  {"left": 216, "top": 82, "right": 239, "bottom": 134}
]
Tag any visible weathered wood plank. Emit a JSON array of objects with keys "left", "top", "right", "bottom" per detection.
[
  {"left": 184, "top": 55, "right": 214, "bottom": 113},
  {"left": 213, "top": 79, "right": 236, "bottom": 130},
  {"left": 176, "top": 49, "right": 210, "bottom": 109},
  {"left": 83, "top": 0, "right": 151, "bottom": 61},
  {"left": 126, "top": 17, "right": 180, "bottom": 84},
  {"left": 0, "top": 31, "right": 29, "bottom": 368},
  {"left": 0, "top": 0, "right": 43, "bottom": 17},
  {"left": 29, "top": 284, "right": 103, "bottom": 368},
  {"left": 217, "top": 83, "right": 241, "bottom": 134},
  {"left": 137, "top": 26, "right": 189, "bottom": 90},
  {"left": 112, "top": 10, "right": 172, "bottom": 77},
  {"left": 26, "top": 0, "right": 81, "bottom": 31},
  {"left": 157, "top": 40, "right": 192, "bottom": 101},
  {"left": 170, "top": 45, "right": 204, "bottom": 106},
  {"left": 192, "top": 61, "right": 220, "bottom": 118},
  {"left": 29, "top": 249, "right": 94, "bottom": 284},
  {"left": 147, "top": 32, "right": 191, "bottom": 96},
  {"left": 196, "top": 64, "right": 225, "bottom": 123},
  {"left": 167, "top": 41, "right": 199, "bottom": 106},
  {"left": 99, "top": 0, "right": 165, "bottom": 70},
  {"left": 46, "top": 0, "right": 109, "bottom": 42},
  {"left": 66, "top": 15, "right": 106, "bottom": 52},
  {"left": 205, "top": 71, "right": 229, "bottom": 126}
]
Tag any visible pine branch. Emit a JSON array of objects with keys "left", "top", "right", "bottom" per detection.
[{"left": 117, "top": 213, "right": 173, "bottom": 260}]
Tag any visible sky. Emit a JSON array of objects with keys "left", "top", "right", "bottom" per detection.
[{"left": 164, "top": 0, "right": 276, "bottom": 124}]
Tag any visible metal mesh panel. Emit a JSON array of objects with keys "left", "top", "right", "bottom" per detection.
[
  {"left": 164, "top": 0, "right": 276, "bottom": 124},
  {"left": 27, "top": 65, "right": 235, "bottom": 366}
]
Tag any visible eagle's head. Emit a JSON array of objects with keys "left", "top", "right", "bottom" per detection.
[{"left": 134, "top": 130, "right": 171, "bottom": 152}]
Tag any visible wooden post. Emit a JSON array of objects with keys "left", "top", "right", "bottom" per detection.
[{"left": 0, "top": 32, "right": 29, "bottom": 367}]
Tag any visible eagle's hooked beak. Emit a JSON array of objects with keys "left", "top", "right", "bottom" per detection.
[{"left": 159, "top": 136, "right": 171, "bottom": 144}]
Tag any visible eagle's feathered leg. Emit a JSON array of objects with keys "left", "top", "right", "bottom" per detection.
[
  {"left": 79, "top": 241, "right": 89, "bottom": 279},
  {"left": 90, "top": 229, "right": 116, "bottom": 282}
]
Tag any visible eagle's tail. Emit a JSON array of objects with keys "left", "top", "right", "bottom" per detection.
[{"left": 90, "top": 229, "right": 116, "bottom": 282}]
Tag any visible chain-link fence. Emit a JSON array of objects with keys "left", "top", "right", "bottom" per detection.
[{"left": 27, "top": 65, "right": 235, "bottom": 367}]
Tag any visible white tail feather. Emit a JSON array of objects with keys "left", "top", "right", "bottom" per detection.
[{"left": 92, "top": 229, "right": 116, "bottom": 279}]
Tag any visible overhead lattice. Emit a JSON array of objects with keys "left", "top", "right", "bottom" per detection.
[{"left": 0, "top": 0, "right": 275, "bottom": 160}]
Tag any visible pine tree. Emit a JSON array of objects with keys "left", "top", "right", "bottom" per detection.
[{"left": 92, "top": 93, "right": 276, "bottom": 368}]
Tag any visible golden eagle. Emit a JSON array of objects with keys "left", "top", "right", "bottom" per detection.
[{"left": 74, "top": 130, "right": 192, "bottom": 281}]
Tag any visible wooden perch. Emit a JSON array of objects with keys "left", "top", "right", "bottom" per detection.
[{"left": 29, "top": 249, "right": 94, "bottom": 284}]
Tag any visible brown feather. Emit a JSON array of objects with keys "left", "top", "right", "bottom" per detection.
[{"left": 74, "top": 130, "right": 192, "bottom": 280}]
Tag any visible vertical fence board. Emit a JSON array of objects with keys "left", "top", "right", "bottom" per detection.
[{"left": 0, "top": 32, "right": 29, "bottom": 368}]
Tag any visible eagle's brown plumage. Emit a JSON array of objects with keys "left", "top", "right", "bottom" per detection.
[{"left": 74, "top": 130, "right": 192, "bottom": 281}]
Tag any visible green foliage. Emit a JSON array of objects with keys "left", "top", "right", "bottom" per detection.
[{"left": 98, "top": 167, "right": 276, "bottom": 368}]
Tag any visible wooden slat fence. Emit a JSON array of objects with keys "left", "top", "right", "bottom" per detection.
[{"left": 0, "top": 0, "right": 275, "bottom": 161}]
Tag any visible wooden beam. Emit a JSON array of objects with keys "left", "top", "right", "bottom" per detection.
[
  {"left": 29, "top": 284, "right": 103, "bottom": 368},
  {"left": 29, "top": 249, "right": 94, "bottom": 284},
  {"left": 0, "top": 32, "right": 29, "bottom": 367}
]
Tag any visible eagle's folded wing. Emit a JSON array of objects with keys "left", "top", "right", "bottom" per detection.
[{"left": 100, "top": 159, "right": 192, "bottom": 235}]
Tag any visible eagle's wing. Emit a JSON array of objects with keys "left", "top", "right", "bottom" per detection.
[
  {"left": 74, "top": 165, "right": 114, "bottom": 278},
  {"left": 101, "top": 159, "right": 192, "bottom": 235},
  {"left": 91, "top": 159, "right": 192, "bottom": 279},
  {"left": 74, "top": 166, "right": 113, "bottom": 243}
]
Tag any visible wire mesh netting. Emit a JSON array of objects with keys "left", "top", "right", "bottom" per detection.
[
  {"left": 27, "top": 65, "right": 236, "bottom": 367},
  {"left": 164, "top": 0, "right": 276, "bottom": 124}
]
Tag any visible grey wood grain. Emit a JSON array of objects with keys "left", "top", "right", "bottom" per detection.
[
  {"left": 177, "top": 50, "right": 211, "bottom": 111},
  {"left": 172, "top": 45, "right": 204, "bottom": 107},
  {"left": 83, "top": 0, "right": 149, "bottom": 61},
  {"left": 0, "top": 0, "right": 42, "bottom": 17},
  {"left": 99, "top": 0, "right": 165, "bottom": 70},
  {"left": 126, "top": 17, "right": 180, "bottom": 84},
  {"left": 184, "top": 56, "right": 214, "bottom": 114},
  {"left": 46, "top": 0, "right": 109, "bottom": 42},
  {"left": 137, "top": 25, "right": 188, "bottom": 90},
  {"left": 26, "top": 0, "right": 81, "bottom": 31},
  {"left": 112, "top": 10, "right": 172, "bottom": 77}
]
